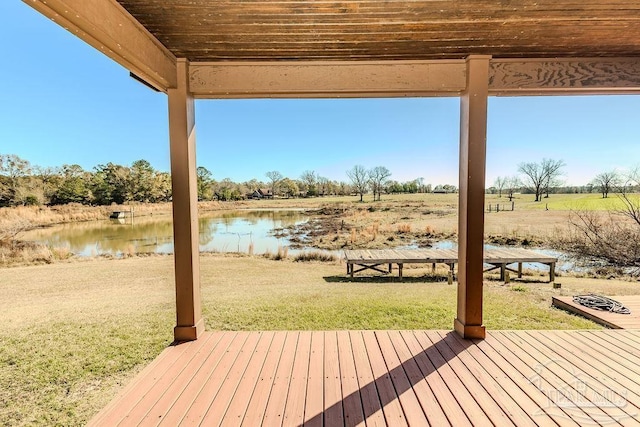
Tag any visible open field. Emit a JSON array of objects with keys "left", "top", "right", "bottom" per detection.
[{"left": 2, "top": 253, "right": 639, "bottom": 426}]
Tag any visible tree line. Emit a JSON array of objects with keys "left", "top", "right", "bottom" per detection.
[
  {"left": 4, "top": 153, "right": 634, "bottom": 208},
  {"left": 490, "top": 158, "right": 640, "bottom": 201},
  {"left": 0, "top": 154, "right": 441, "bottom": 207}
]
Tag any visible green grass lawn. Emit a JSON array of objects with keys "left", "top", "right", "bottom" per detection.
[
  {"left": 493, "top": 192, "right": 634, "bottom": 211},
  {"left": 1, "top": 254, "right": 637, "bottom": 426}
]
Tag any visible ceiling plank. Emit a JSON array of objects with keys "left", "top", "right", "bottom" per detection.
[
  {"left": 189, "top": 60, "right": 466, "bottom": 99},
  {"left": 23, "top": 0, "right": 176, "bottom": 91}
]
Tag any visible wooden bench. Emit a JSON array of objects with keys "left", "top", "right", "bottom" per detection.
[{"left": 344, "top": 248, "right": 557, "bottom": 281}]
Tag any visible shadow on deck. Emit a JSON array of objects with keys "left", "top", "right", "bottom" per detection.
[{"left": 89, "top": 329, "right": 640, "bottom": 426}]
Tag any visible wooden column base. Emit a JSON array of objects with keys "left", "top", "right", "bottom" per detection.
[
  {"left": 174, "top": 318, "right": 205, "bottom": 342},
  {"left": 454, "top": 318, "right": 486, "bottom": 340}
]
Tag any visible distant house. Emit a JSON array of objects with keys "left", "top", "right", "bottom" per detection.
[{"left": 251, "top": 188, "right": 273, "bottom": 199}]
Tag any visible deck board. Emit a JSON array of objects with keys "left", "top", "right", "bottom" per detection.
[
  {"left": 89, "top": 330, "right": 640, "bottom": 427},
  {"left": 552, "top": 295, "right": 640, "bottom": 329},
  {"left": 257, "top": 331, "right": 298, "bottom": 427},
  {"left": 336, "top": 331, "right": 365, "bottom": 427},
  {"left": 282, "top": 331, "right": 311, "bottom": 427},
  {"left": 348, "top": 331, "right": 386, "bottom": 427}
]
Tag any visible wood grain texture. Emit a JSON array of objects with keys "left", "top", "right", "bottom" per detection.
[
  {"left": 490, "top": 58, "right": 640, "bottom": 94},
  {"left": 113, "top": 0, "right": 640, "bottom": 61}
]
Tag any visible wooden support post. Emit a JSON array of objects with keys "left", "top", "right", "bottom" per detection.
[
  {"left": 169, "top": 59, "right": 204, "bottom": 342},
  {"left": 500, "top": 264, "right": 506, "bottom": 281},
  {"left": 432, "top": 263, "right": 436, "bottom": 273},
  {"left": 455, "top": 55, "right": 490, "bottom": 340},
  {"left": 388, "top": 263, "right": 393, "bottom": 273},
  {"left": 518, "top": 263, "right": 523, "bottom": 278},
  {"left": 550, "top": 262, "right": 556, "bottom": 282},
  {"left": 398, "top": 263, "right": 403, "bottom": 279}
]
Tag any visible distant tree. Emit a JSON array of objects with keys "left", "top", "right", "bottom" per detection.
[
  {"left": 197, "top": 166, "right": 215, "bottom": 201},
  {"left": 346, "top": 165, "right": 369, "bottom": 202},
  {"left": 591, "top": 170, "right": 621, "bottom": 199},
  {"left": 369, "top": 166, "right": 392, "bottom": 201},
  {"left": 51, "top": 164, "right": 89, "bottom": 205},
  {"left": 279, "top": 178, "right": 299, "bottom": 198},
  {"left": 0, "top": 154, "right": 33, "bottom": 206},
  {"left": 130, "top": 159, "right": 155, "bottom": 202},
  {"left": 265, "top": 170, "right": 283, "bottom": 197},
  {"left": 518, "top": 158, "right": 565, "bottom": 202},
  {"left": 150, "top": 172, "right": 172, "bottom": 202},
  {"left": 91, "top": 163, "right": 131, "bottom": 205},
  {"left": 493, "top": 176, "right": 506, "bottom": 197},
  {"left": 215, "top": 178, "right": 243, "bottom": 201},
  {"left": 300, "top": 170, "right": 318, "bottom": 196},
  {"left": 386, "top": 180, "right": 402, "bottom": 194},
  {"left": 337, "top": 181, "right": 351, "bottom": 196},
  {"left": 34, "top": 166, "right": 61, "bottom": 204},
  {"left": 316, "top": 176, "right": 336, "bottom": 196},
  {"left": 505, "top": 176, "right": 521, "bottom": 201},
  {"left": 542, "top": 158, "right": 566, "bottom": 198},
  {"left": 442, "top": 184, "right": 457, "bottom": 193}
]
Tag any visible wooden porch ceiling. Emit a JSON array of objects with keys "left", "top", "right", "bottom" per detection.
[{"left": 114, "top": 0, "right": 640, "bottom": 62}]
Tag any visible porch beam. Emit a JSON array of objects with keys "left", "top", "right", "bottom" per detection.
[
  {"left": 455, "top": 55, "right": 490, "bottom": 340},
  {"left": 489, "top": 58, "right": 640, "bottom": 96},
  {"left": 169, "top": 59, "right": 204, "bottom": 342},
  {"left": 23, "top": 0, "right": 176, "bottom": 91},
  {"left": 189, "top": 60, "right": 467, "bottom": 98},
  {"left": 187, "top": 57, "right": 640, "bottom": 99}
]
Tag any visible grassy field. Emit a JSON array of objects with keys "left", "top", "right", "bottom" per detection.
[{"left": 2, "top": 253, "right": 639, "bottom": 426}]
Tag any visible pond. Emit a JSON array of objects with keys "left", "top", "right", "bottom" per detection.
[
  {"left": 21, "top": 210, "right": 577, "bottom": 272},
  {"left": 21, "top": 210, "right": 307, "bottom": 257}
]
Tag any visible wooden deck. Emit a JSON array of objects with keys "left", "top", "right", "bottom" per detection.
[
  {"left": 344, "top": 248, "right": 557, "bottom": 281},
  {"left": 89, "top": 330, "right": 640, "bottom": 426},
  {"left": 553, "top": 295, "right": 640, "bottom": 329}
]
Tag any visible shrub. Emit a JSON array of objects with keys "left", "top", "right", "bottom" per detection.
[{"left": 553, "top": 210, "right": 640, "bottom": 268}]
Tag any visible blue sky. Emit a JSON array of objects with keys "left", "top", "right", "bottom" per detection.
[{"left": 2, "top": 2, "right": 639, "bottom": 186}]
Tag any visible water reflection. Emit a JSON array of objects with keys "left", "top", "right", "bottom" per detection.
[{"left": 21, "top": 210, "right": 305, "bottom": 257}]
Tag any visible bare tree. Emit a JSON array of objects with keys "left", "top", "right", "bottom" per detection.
[
  {"left": 265, "top": 170, "right": 283, "bottom": 197},
  {"left": 505, "top": 176, "right": 521, "bottom": 201},
  {"left": 541, "top": 158, "right": 566, "bottom": 198},
  {"left": 299, "top": 170, "right": 317, "bottom": 196},
  {"left": 346, "top": 165, "right": 369, "bottom": 202},
  {"left": 617, "top": 169, "right": 640, "bottom": 227},
  {"left": 369, "top": 166, "right": 392, "bottom": 201},
  {"left": 591, "top": 170, "right": 620, "bottom": 198},
  {"left": 518, "top": 158, "right": 565, "bottom": 202},
  {"left": 493, "top": 176, "right": 506, "bottom": 197}
]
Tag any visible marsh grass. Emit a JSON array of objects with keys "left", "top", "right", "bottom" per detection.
[
  {"left": 293, "top": 251, "right": 339, "bottom": 262},
  {"left": 0, "top": 251, "right": 631, "bottom": 425}
]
